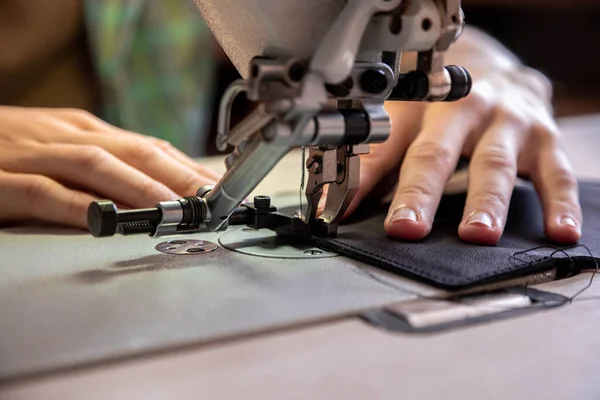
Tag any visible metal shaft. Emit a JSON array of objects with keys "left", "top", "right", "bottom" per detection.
[{"left": 205, "top": 138, "right": 291, "bottom": 231}]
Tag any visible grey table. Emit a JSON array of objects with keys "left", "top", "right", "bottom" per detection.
[{"left": 1, "top": 115, "right": 600, "bottom": 399}]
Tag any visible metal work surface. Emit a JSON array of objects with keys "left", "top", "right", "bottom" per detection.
[
  {"left": 0, "top": 216, "right": 431, "bottom": 381},
  {"left": 0, "top": 115, "right": 599, "bottom": 397},
  {"left": 2, "top": 274, "right": 600, "bottom": 400}
]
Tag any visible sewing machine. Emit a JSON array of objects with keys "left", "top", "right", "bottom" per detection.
[{"left": 87, "top": 0, "right": 472, "bottom": 242}]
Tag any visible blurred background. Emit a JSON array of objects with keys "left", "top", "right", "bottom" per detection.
[{"left": 462, "top": 0, "right": 600, "bottom": 116}]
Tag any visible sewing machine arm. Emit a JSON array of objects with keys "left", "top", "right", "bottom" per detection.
[{"left": 87, "top": 0, "right": 472, "bottom": 240}]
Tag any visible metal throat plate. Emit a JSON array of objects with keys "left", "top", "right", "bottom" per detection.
[
  {"left": 218, "top": 227, "right": 338, "bottom": 259},
  {"left": 155, "top": 239, "right": 218, "bottom": 255}
]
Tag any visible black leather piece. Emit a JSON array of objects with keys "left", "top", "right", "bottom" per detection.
[{"left": 313, "top": 182, "right": 600, "bottom": 290}]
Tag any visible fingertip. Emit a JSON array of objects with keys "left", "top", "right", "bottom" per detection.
[
  {"left": 457, "top": 211, "right": 502, "bottom": 245},
  {"left": 545, "top": 217, "right": 581, "bottom": 244},
  {"left": 384, "top": 207, "right": 430, "bottom": 241},
  {"left": 385, "top": 219, "right": 430, "bottom": 241},
  {"left": 458, "top": 224, "right": 502, "bottom": 246}
]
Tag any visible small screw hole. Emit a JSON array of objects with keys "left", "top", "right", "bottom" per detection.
[
  {"left": 168, "top": 240, "right": 186, "bottom": 244},
  {"left": 421, "top": 18, "right": 432, "bottom": 31},
  {"left": 303, "top": 249, "right": 323, "bottom": 256},
  {"left": 186, "top": 248, "right": 206, "bottom": 253},
  {"left": 451, "top": 14, "right": 458, "bottom": 23}
]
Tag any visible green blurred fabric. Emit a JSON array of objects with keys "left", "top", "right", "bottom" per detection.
[{"left": 84, "top": 0, "right": 216, "bottom": 156}]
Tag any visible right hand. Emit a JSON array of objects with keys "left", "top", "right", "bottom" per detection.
[{"left": 0, "top": 106, "right": 221, "bottom": 229}]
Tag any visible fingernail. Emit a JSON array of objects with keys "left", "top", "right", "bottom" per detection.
[
  {"left": 388, "top": 207, "right": 418, "bottom": 223},
  {"left": 560, "top": 217, "right": 577, "bottom": 228},
  {"left": 466, "top": 211, "right": 493, "bottom": 228}
]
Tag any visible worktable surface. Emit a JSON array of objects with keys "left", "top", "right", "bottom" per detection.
[{"left": 2, "top": 114, "right": 600, "bottom": 399}]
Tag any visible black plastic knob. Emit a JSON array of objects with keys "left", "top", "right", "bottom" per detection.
[
  {"left": 88, "top": 200, "right": 118, "bottom": 237},
  {"left": 444, "top": 65, "right": 472, "bottom": 102},
  {"left": 388, "top": 70, "right": 429, "bottom": 101}
]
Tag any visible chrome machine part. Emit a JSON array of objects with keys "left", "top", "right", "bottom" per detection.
[
  {"left": 218, "top": 227, "right": 338, "bottom": 259},
  {"left": 216, "top": 79, "right": 248, "bottom": 151},
  {"left": 204, "top": 138, "right": 293, "bottom": 232},
  {"left": 308, "top": 0, "right": 403, "bottom": 84},
  {"left": 155, "top": 239, "right": 219, "bottom": 255},
  {"left": 304, "top": 145, "right": 370, "bottom": 237}
]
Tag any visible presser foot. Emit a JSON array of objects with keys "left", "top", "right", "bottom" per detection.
[{"left": 304, "top": 144, "right": 369, "bottom": 237}]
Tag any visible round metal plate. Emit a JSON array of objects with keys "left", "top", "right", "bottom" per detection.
[
  {"left": 155, "top": 239, "right": 218, "bottom": 255},
  {"left": 218, "top": 228, "right": 338, "bottom": 259}
]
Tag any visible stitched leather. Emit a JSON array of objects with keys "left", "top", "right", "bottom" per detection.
[{"left": 313, "top": 182, "right": 600, "bottom": 289}]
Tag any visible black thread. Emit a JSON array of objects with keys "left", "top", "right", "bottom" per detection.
[
  {"left": 510, "top": 244, "right": 598, "bottom": 303},
  {"left": 352, "top": 244, "right": 598, "bottom": 305}
]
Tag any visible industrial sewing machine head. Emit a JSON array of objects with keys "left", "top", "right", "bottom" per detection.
[{"left": 87, "top": 0, "right": 472, "bottom": 240}]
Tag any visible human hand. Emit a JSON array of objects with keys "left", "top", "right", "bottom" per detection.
[
  {"left": 0, "top": 107, "right": 220, "bottom": 229},
  {"left": 347, "top": 68, "right": 581, "bottom": 245}
]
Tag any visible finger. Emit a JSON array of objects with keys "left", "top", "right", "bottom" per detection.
[
  {"left": 3, "top": 143, "right": 180, "bottom": 209},
  {"left": 46, "top": 108, "right": 118, "bottom": 131},
  {"left": 458, "top": 116, "right": 524, "bottom": 245},
  {"left": 530, "top": 137, "right": 581, "bottom": 244},
  {"left": 0, "top": 171, "right": 98, "bottom": 229},
  {"left": 85, "top": 125, "right": 223, "bottom": 182},
  {"left": 145, "top": 137, "right": 222, "bottom": 182},
  {"left": 385, "top": 102, "right": 483, "bottom": 241},
  {"left": 343, "top": 102, "right": 425, "bottom": 217},
  {"left": 63, "top": 132, "right": 219, "bottom": 196}
]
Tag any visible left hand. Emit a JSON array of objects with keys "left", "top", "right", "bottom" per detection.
[{"left": 345, "top": 68, "right": 581, "bottom": 245}]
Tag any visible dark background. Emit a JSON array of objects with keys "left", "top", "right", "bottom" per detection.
[
  {"left": 207, "top": 1, "right": 600, "bottom": 153},
  {"left": 462, "top": 0, "right": 600, "bottom": 116}
]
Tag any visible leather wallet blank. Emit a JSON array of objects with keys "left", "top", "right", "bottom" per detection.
[{"left": 314, "top": 182, "right": 600, "bottom": 290}]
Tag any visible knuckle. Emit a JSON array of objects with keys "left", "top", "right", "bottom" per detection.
[
  {"left": 74, "top": 145, "right": 110, "bottom": 170},
  {"left": 534, "top": 125, "right": 561, "bottom": 147},
  {"left": 472, "top": 188, "right": 511, "bottom": 209},
  {"left": 408, "top": 140, "right": 455, "bottom": 170},
  {"left": 127, "top": 140, "right": 161, "bottom": 164},
  {"left": 494, "top": 107, "right": 529, "bottom": 130},
  {"left": 66, "top": 191, "right": 88, "bottom": 218},
  {"left": 60, "top": 108, "right": 96, "bottom": 122},
  {"left": 22, "top": 176, "right": 53, "bottom": 210},
  {"left": 182, "top": 172, "right": 202, "bottom": 193},
  {"left": 463, "top": 87, "right": 492, "bottom": 113},
  {"left": 477, "top": 145, "right": 516, "bottom": 174},
  {"left": 136, "top": 179, "right": 168, "bottom": 203},
  {"left": 551, "top": 167, "right": 578, "bottom": 191},
  {"left": 151, "top": 138, "right": 174, "bottom": 151},
  {"left": 397, "top": 181, "right": 436, "bottom": 198}
]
